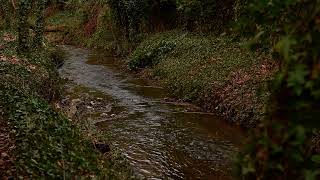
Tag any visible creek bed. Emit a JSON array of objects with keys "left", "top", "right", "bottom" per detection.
[{"left": 59, "top": 46, "right": 244, "bottom": 180}]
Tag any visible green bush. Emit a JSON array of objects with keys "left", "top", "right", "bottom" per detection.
[
  {"left": 176, "top": 0, "right": 236, "bottom": 32},
  {"left": 107, "top": 0, "right": 238, "bottom": 39},
  {"left": 236, "top": 0, "right": 320, "bottom": 179},
  {"left": 48, "top": 45, "right": 66, "bottom": 68},
  {"left": 108, "top": 0, "right": 176, "bottom": 40},
  {"left": 129, "top": 36, "right": 176, "bottom": 69}
]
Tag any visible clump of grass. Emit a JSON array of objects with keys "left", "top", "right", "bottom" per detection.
[{"left": 129, "top": 31, "right": 277, "bottom": 126}]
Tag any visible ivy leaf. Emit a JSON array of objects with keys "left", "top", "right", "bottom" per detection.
[
  {"left": 305, "top": 170, "right": 320, "bottom": 180},
  {"left": 295, "top": 125, "right": 306, "bottom": 144},
  {"left": 291, "top": 152, "right": 304, "bottom": 163},
  {"left": 242, "top": 163, "right": 255, "bottom": 175},
  {"left": 311, "top": 155, "right": 320, "bottom": 164},
  {"left": 287, "top": 64, "right": 309, "bottom": 96},
  {"left": 275, "top": 36, "right": 296, "bottom": 62}
]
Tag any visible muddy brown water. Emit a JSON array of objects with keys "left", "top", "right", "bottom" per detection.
[{"left": 59, "top": 46, "right": 245, "bottom": 180}]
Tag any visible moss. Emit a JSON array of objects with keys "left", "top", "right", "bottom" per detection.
[{"left": 129, "top": 31, "right": 277, "bottom": 126}]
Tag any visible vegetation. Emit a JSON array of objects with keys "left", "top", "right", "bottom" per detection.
[
  {"left": 235, "top": 0, "right": 320, "bottom": 179},
  {"left": 0, "top": 0, "right": 14, "bottom": 29},
  {"left": 0, "top": 30, "right": 135, "bottom": 179},
  {"left": 112, "top": 0, "right": 320, "bottom": 179},
  {"left": 0, "top": 1, "right": 135, "bottom": 178},
  {"left": 129, "top": 31, "right": 275, "bottom": 126},
  {"left": 1, "top": 0, "right": 319, "bottom": 179}
]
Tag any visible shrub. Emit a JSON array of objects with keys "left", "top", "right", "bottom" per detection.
[
  {"left": 236, "top": 0, "right": 320, "bottom": 179},
  {"left": 176, "top": 0, "right": 236, "bottom": 32},
  {"left": 48, "top": 45, "right": 66, "bottom": 68},
  {"left": 129, "top": 37, "right": 176, "bottom": 70}
]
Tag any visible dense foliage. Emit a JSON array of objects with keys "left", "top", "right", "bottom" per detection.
[
  {"left": 16, "top": 0, "right": 48, "bottom": 54},
  {"left": 17, "top": 0, "right": 32, "bottom": 54},
  {"left": 176, "top": 0, "right": 236, "bottom": 32},
  {"left": 34, "top": 0, "right": 47, "bottom": 47},
  {"left": 107, "top": 0, "right": 238, "bottom": 41},
  {"left": 108, "top": 0, "right": 176, "bottom": 42},
  {"left": 236, "top": 0, "right": 320, "bottom": 179},
  {"left": 0, "top": 0, "right": 14, "bottom": 29}
]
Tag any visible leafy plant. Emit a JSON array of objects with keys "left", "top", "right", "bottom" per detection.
[
  {"left": 129, "top": 38, "right": 176, "bottom": 69},
  {"left": 236, "top": 0, "right": 320, "bottom": 179},
  {"left": 176, "top": 0, "right": 236, "bottom": 32}
]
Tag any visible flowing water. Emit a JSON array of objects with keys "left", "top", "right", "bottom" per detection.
[{"left": 59, "top": 46, "right": 244, "bottom": 180}]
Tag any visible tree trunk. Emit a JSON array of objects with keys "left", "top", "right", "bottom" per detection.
[
  {"left": 34, "top": 0, "right": 46, "bottom": 48},
  {"left": 17, "top": 0, "right": 32, "bottom": 55},
  {"left": 0, "top": 0, "right": 11, "bottom": 29}
]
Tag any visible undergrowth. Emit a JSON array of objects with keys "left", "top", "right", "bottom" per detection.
[
  {"left": 129, "top": 31, "right": 277, "bottom": 126},
  {"left": 45, "top": 5, "right": 124, "bottom": 53},
  {"left": 0, "top": 31, "right": 135, "bottom": 179}
]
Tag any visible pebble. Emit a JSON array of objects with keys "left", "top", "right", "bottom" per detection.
[
  {"left": 105, "top": 105, "right": 112, "bottom": 112},
  {"left": 100, "top": 113, "right": 108, "bottom": 117}
]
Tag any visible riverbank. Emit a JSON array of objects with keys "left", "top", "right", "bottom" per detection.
[
  {"left": 128, "top": 31, "right": 278, "bottom": 127},
  {"left": 0, "top": 31, "right": 135, "bottom": 179},
  {"left": 46, "top": 7, "right": 278, "bottom": 127},
  {"left": 58, "top": 45, "right": 245, "bottom": 179}
]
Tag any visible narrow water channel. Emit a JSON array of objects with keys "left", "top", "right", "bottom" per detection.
[{"left": 59, "top": 46, "right": 244, "bottom": 180}]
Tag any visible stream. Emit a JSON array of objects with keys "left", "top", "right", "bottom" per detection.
[{"left": 59, "top": 46, "right": 244, "bottom": 180}]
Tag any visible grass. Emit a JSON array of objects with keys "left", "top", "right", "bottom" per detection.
[
  {"left": 129, "top": 31, "right": 278, "bottom": 127},
  {"left": 0, "top": 30, "right": 136, "bottom": 179}
]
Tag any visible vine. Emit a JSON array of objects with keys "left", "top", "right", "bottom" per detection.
[
  {"left": 0, "top": 0, "right": 12, "bottom": 29},
  {"left": 34, "top": 0, "right": 47, "bottom": 48},
  {"left": 17, "top": 0, "right": 32, "bottom": 54}
]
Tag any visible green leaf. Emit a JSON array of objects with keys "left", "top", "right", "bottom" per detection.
[
  {"left": 242, "top": 163, "right": 255, "bottom": 175},
  {"left": 287, "top": 64, "right": 309, "bottom": 95},
  {"left": 305, "top": 170, "right": 320, "bottom": 180},
  {"left": 275, "top": 36, "right": 296, "bottom": 61},
  {"left": 311, "top": 155, "right": 320, "bottom": 164}
]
